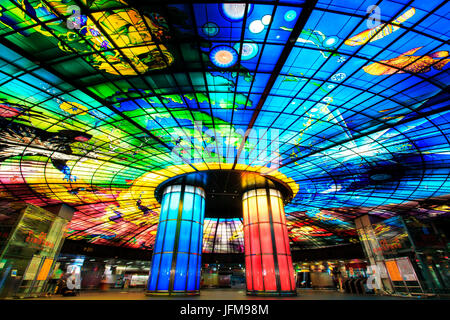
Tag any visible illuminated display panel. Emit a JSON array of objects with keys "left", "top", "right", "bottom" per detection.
[{"left": 0, "top": 0, "right": 448, "bottom": 252}]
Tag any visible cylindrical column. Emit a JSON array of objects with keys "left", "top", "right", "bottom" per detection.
[
  {"left": 242, "top": 187, "right": 296, "bottom": 296},
  {"left": 147, "top": 184, "right": 205, "bottom": 295}
]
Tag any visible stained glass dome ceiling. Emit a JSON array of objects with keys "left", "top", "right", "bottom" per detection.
[{"left": 0, "top": 0, "right": 449, "bottom": 253}]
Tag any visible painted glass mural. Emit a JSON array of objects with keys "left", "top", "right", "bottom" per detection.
[{"left": 0, "top": 0, "right": 449, "bottom": 253}]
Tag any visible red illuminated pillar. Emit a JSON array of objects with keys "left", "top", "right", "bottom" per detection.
[{"left": 242, "top": 187, "right": 296, "bottom": 296}]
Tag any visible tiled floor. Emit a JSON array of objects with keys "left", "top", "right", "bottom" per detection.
[{"left": 29, "top": 288, "right": 440, "bottom": 300}]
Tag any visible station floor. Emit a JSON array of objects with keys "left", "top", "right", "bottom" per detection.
[{"left": 30, "top": 288, "right": 444, "bottom": 300}]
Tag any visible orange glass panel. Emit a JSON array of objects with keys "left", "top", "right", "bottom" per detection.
[
  {"left": 385, "top": 260, "right": 403, "bottom": 281},
  {"left": 37, "top": 258, "right": 53, "bottom": 281}
]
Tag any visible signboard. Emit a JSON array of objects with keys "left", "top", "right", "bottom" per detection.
[
  {"left": 373, "top": 216, "right": 412, "bottom": 255},
  {"left": 385, "top": 260, "right": 403, "bottom": 281},
  {"left": 396, "top": 257, "right": 419, "bottom": 281}
]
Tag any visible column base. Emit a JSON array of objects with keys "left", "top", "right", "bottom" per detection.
[
  {"left": 246, "top": 290, "right": 297, "bottom": 297},
  {"left": 146, "top": 290, "right": 200, "bottom": 296}
]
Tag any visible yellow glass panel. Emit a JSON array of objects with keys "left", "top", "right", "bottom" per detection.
[
  {"left": 257, "top": 195, "right": 269, "bottom": 222},
  {"left": 248, "top": 196, "right": 258, "bottom": 224},
  {"left": 243, "top": 198, "right": 249, "bottom": 224},
  {"left": 270, "top": 195, "right": 281, "bottom": 223},
  {"left": 278, "top": 197, "right": 286, "bottom": 224}
]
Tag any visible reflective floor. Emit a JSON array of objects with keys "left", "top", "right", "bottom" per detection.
[{"left": 28, "top": 288, "right": 446, "bottom": 300}]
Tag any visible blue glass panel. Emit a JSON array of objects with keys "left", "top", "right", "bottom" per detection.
[
  {"left": 173, "top": 253, "right": 188, "bottom": 290},
  {"left": 178, "top": 221, "right": 192, "bottom": 253},
  {"left": 154, "top": 221, "right": 166, "bottom": 253},
  {"left": 157, "top": 253, "right": 173, "bottom": 291},
  {"left": 187, "top": 254, "right": 198, "bottom": 291},
  {"left": 163, "top": 220, "right": 177, "bottom": 252},
  {"left": 192, "top": 194, "right": 202, "bottom": 222},
  {"left": 182, "top": 192, "right": 194, "bottom": 220},
  {"left": 159, "top": 192, "right": 170, "bottom": 221},
  {"left": 190, "top": 222, "right": 200, "bottom": 254},
  {"left": 198, "top": 223, "right": 204, "bottom": 253},
  {"left": 148, "top": 253, "right": 161, "bottom": 290},
  {"left": 168, "top": 192, "right": 181, "bottom": 220},
  {"left": 196, "top": 256, "right": 202, "bottom": 290}
]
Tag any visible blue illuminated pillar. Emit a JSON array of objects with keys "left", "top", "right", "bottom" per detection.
[{"left": 147, "top": 185, "right": 205, "bottom": 295}]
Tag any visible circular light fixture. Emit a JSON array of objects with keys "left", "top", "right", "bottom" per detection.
[
  {"left": 284, "top": 10, "right": 297, "bottom": 21},
  {"left": 233, "top": 41, "right": 258, "bottom": 60},
  {"left": 249, "top": 20, "right": 264, "bottom": 33},
  {"left": 220, "top": 3, "right": 253, "bottom": 22},
  {"left": 261, "top": 14, "right": 272, "bottom": 25},
  {"left": 331, "top": 72, "right": 346, "bottom": 82},
  {"left": 323, "top": 36, "right": 339, "bottom": 48},
  {"left": 209, "top": 46, "right": 238, "bottom": 68},
  {"left": 202, "top": 22, "right": 219, "bottom": 37}
]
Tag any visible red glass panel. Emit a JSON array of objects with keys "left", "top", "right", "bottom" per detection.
[
  {"left": 250, "top": 224, "right": 260, "bottom": 255},
  {"left": 244, "top": 225, "right": 250, "bottom": 255},
  {"left": 262, "top": 254, "right": 276, "bottom": 291},
  {"left": 273, "top": 223, "right": 286, "bottom": 254},
  {"left": 277, "top": 254, "right": 290, "bottom": 291},
  {"left": 245, "top": 256, "right": 252, "bottom": 290},
  {"left": 251, "top": 255, "right": 263, "bottom": 291},
  {"left": 259, "top": 223, "right": 273, "bottom": 254}
]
